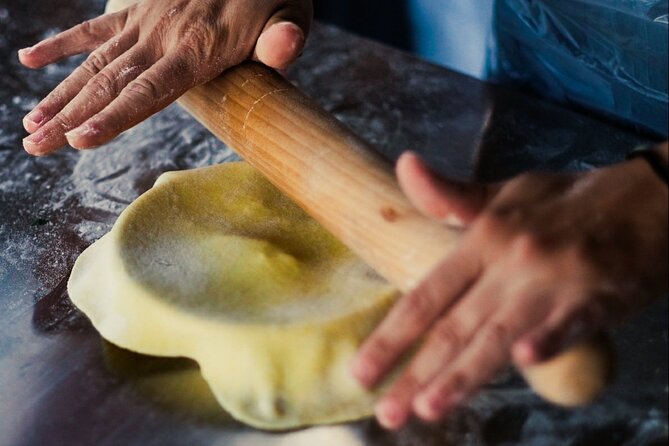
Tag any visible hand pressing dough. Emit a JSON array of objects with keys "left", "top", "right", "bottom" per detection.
[{"left": 68, "top": 162, "right": 399, "bottom": 430}]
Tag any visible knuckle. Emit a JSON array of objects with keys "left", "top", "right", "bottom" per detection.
[
  {"left": 174, "top": 14, "right": 219, "bottom": 59},
  {"left": 83, "top": 51, "right": 110, "bottom": 75},
  {"left": 87, "top": 70, "right": 116, "bottom": 94},
  {"left": 431, "top": 320, "right": 463, "bottom": 350},
  {"left": 444, "top": 371, "right": 468, "bottom": 393},
  {"left": 450, "top": 372, "right": 468, "bottom": 391},
  {"left": 41, "top": 88, "right": 65, "bottom": 109},
  {"left": 99, "top": 35, "right": 123, "bottom": 56},
  {"left": 179, "top": 39, "right": 203, "bottom": 63},
  {"left": 400, "top": 371, "right": 421, "bottom": 390},
  {"left": 78, "top": 19, "right": 94, "bottom": 37},
  {"left": 52, "top": 112, "right": 75, "bottom": 130},
  {"left": 155, "top": 4, "right": 195, "bottom": 37},
  {"left": 403, "top": 287, "right": 437, "bottom": 323},
  {"left": 77, "top": 18, "right": 109, "bottom": 46},
  {"left": 177, "top": 38, "right": 214, "bottom": 72},
  {"left": 367, "top": 336, "right": 393, "bottom": 359},
  {"left": 124, "top": 76, "right": 160, "bottom": 101},
  {"left": 189, "top": 25, "right": 216, "bottom": 53},
  {"left": 483, "top": 321, "right": 513, "bottom": 347},
  {"left": 390, "top": 372, "right": 422, "bottom": 397}
]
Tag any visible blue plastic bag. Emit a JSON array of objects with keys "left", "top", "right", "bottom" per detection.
[
  {"left": 318, "top": 0, "right": 668, "bottom": 136},
  {"left": 493, "top": 0, "right": 668, "bottom": 136}
]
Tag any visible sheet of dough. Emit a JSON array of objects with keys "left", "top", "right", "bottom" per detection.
[{"left": 68, "top": 162, "right": 399, "bottom": 430}]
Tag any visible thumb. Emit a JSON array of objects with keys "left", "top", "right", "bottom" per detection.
[
  {"left": 396, "top": 151, "right": 500, "bottom": 227},
  {"left": 253, "top": 3, "right": 313, "bottom": 70}
]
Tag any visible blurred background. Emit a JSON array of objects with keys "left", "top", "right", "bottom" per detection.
[{"left": 315, "top": 0, "right": 669, "bottom": 137}]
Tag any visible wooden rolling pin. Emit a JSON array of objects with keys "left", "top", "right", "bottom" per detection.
[
  {"left": 107, "top": 0, "right": 614, "bottom": 407},
  {"left": 178, "top": 62, "right": 613, "bottom": 407}
]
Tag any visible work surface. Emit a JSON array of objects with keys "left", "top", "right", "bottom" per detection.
[{"left": 1, "top": 1, "right": 667, "bottom": 445}]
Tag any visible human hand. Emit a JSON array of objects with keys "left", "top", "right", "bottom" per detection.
[
  {"left": 352, "top": 150, "right": 668, "bottom": 429},
  {"left": 19, "top": 0, "right": 312, "bottom": 155}
]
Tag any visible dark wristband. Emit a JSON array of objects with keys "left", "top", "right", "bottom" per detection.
[{"left": 627, "top": 144, "right": 669, "bottom": 184}]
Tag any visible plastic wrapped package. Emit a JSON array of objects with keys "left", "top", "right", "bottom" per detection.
[{"left": 493, "top": 0, "right": 668, "bottom": 136}]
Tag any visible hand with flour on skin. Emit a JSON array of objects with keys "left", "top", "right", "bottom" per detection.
[
  {"left": 19, "top": 0, "right": 312, "bottom": 155},
  {"left": 352, "top": 143, "right": 669, "bottom": 430}
]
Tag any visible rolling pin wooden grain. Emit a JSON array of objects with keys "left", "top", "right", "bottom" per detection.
[{"left": 109, "top": 0, "right": 614, "bottom": 407}]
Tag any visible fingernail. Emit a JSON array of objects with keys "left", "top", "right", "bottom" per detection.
[
  {"left": 18, "top": 46, "right": 33, "bottom": 56},
  {"left": 398, "top": 151, "right": 426, "bottom": 170},
  {"left": 24, "top": 130, "right": 45, "bottom": 145},
  {"left": 415, "top": 392, "right": 465, "bottom": 421},
  {"left": 414, "top": 395, "right": 442, "bottom": 420},
  {"left": 24, "top": 109, "right": 45, "bottom": 127},
  {"left": 351, "top": 358, "right": 378, "bottom": 387},
  {"left": 375, "top": 399, "right": 407, "bottom": 430},
  {"left": 64, "top": 128, "right": 82, "bottom": 140},
  {"left": 512, "top": 339, "right": 538, "bottom": 366},
  {"left": 66, "top": 122, "right": 101, "bottom": 149},
  {"left": 256, "top": 21, "right": 305, "bottom": 69},
  {"left": 272, "top": 21, "right": 303, "bottom": 35},
  {"left": 23, "top": 130, "right": 46, "bottom": 154}
]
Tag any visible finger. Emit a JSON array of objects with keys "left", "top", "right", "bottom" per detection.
[
  {"left": 512, "top": 293, "right": 605, "bottom": 367},
  {"left": 23, "top": 45, "right": 155, "bottom": 156},
  {"left": 64, "top": 52, "right": 196, "bottom": 149},
  {"left": 18, "top": 10, "right": 130, "bottom": 69},
  {"left": 413, "top": 296, "right": 552, "bottom": 421},
  {"left": 352, "top": 244, "right": 480, "bottom": 389},
  {"left": 396, "top": 151, "right": 500, "bottom": 227},
  {"left": 374, "top": 271, "right": 501, "bottom": 430},
  {"left": 253, "top": 3, "right": 313, "bottom": 70},
  {"left": 22, "top": 32, "right": 138, "bottom": 135},
  {"left": 414, "top": 340, "right": 507, "bottom": 422}
]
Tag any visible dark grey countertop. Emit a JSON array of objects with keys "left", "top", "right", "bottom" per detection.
[{"left": 1, "top": 1, "right": 667, "bottom": 445}]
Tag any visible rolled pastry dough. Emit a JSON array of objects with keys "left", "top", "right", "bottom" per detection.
[{"left": 68, "top": 162, "right": 399, "bottom": 430}]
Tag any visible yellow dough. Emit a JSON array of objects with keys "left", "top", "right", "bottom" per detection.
[{"left": 68, "top": 162, "right": 399, "bottom": 430}]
